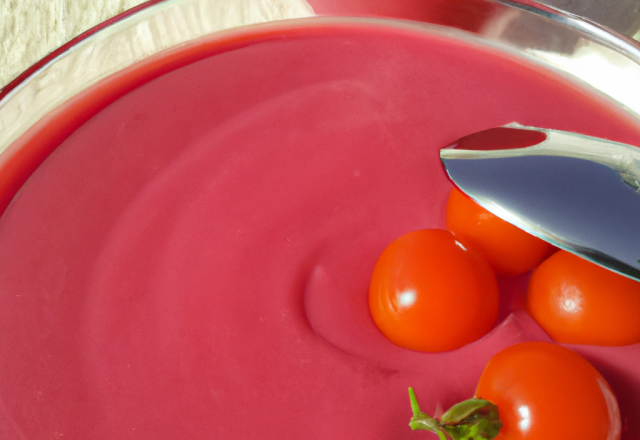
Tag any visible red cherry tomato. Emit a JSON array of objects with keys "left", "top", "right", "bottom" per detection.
[
  {"left": 475, "top": 341, "right": 620, "bottom": 440},
  {"left": 445, "top": 187, "right": 555, "bottom": 276},
  {"left": 369, "top": 229, "right": 499, "bottom": 352},
  {"left": 526, "top": 250, "right": 640, "bottom": 346}
]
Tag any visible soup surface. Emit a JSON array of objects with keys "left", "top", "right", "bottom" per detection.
[{"left": 0, "top": 21, "right": 639, "bottom": 439}]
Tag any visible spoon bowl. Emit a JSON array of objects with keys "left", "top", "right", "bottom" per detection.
[{"left": 442, "top": 124, "right": 640, "bottom": 281}]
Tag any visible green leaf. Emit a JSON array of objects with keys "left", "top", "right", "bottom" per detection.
[
  {"left": 440, "top": 399, "right": 496, "bottom": 424},
  {"left": 408, "top": 388, "right": 440, "bottom": 432}
]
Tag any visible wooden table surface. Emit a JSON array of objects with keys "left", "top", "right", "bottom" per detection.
[
  {"left": 0, "top": 0, "right": 316, "bottom": 90},
  {"left": 1, "top": 0, "right": 148, "bottom": 89}
]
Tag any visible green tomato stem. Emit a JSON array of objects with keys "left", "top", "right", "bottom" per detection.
[
  {"left": 408, "top": 387, "right": 423, "bottom": 415},
  {"left": 407, "top": 387, "right": 502, "bottom": 440}
]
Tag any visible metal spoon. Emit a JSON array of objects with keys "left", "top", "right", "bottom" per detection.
[{"left": 440, "top": 123, "right": 640, "bottom": 281}]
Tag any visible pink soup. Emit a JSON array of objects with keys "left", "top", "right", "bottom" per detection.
[{"left": 0, "top": 21, "right": 639, "bottom": 439}]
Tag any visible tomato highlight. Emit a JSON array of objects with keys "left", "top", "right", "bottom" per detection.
[
  {"left": 526, "top": 250, "right": 640, "bottom": 346},
  {"left": 369, "top": 229, "right": 499, "bottom": 352}
]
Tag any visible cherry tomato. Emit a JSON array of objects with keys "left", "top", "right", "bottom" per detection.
[
  {"left": 445, "top": 187, "right": 555, "bottom": 276},
  {"left": 369, "top": 229, "right": 499, "bottom": 352},
  {"left": 475, "top": 341, "right": 620, "bottom": 440},
  {"left": 526, "top": 250, "right": 640, "bottom": 346}
]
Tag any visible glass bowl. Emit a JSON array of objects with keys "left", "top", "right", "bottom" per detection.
[{"left": 0, "top": 1, "right": 639, "bottom": 438}]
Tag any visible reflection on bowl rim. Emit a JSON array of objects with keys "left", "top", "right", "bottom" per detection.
[{"left": 1, "top": 0, "right": 640, "bottom": 214}]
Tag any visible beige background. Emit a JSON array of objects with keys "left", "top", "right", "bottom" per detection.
[
  {"left": 0, "top": 0, "right": 316, "bottom": 90},
  {"left": 1, "top": 0, "right": 149, "bottom": 89}
]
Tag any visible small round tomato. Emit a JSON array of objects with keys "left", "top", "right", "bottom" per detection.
[
  {"left": 369, "top": 229, "right": 499, "bottom": 352},
  {"left": 526, "top": 250, "right": 640, "bottom": 346},
  {"left": 475, "top": 341, "right": 620, "bottom": 440},
  {"left": 445, "top": 187, "right": 555, "bottom": 276}
]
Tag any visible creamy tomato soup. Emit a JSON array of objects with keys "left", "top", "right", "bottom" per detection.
[{"left": 0, "top": 21, "right": 639, "bottom": 439}]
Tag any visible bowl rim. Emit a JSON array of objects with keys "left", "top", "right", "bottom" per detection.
[{"left": 3, "top": 0, "right": 640, "bottom": 157}]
